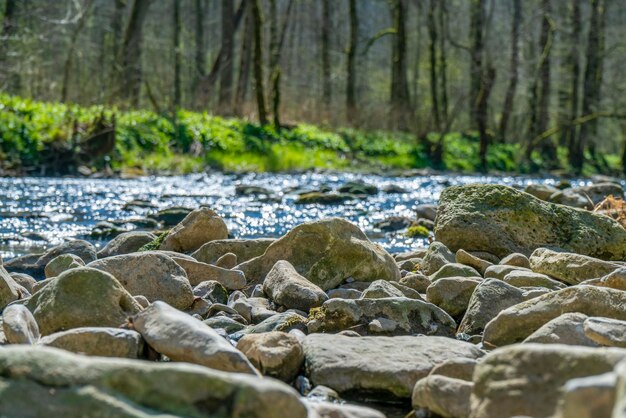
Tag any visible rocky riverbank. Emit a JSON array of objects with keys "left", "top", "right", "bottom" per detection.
[{"left": 0, "top": 180, "right": 626, "bottom": 417}]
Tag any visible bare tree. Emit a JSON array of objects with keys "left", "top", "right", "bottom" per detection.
[
  {"left": 219, "top": 0, "right": 234, "bottom": 114},
  {"left": 173, "top": 0, "right": 181, "bottom": 110},
  {"left": 251, "top": 0, "right": 267, "bottom": 125},
  {"left": 346, "top": 0, "right": 358, "bottom": 124},
  {"left": 120, "top": 0, "right": 153, "bottom": 107},
  {"left": 61, "top": 0, "right": 95, "bottom": 102},
  {"left": 321, "top": 0, "right": 331, "bottom": 106},
  {"left": 499, "top": 0, "right": 521, "bottom": 140},
  {"left": 389, "top": 0, "right": 411, "bottom": 131}
]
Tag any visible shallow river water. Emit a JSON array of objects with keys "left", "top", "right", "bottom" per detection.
[{"left": 0, "top": 171, "right": 586, "bottom": 260}]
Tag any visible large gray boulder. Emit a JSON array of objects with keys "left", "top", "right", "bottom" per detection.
[
  {"left": 24, "top": 267, "right": 142, "bottom": 336},
  {"left": 523, "top": 313, "right": 598, "bottom": 346},
  {"left": 0, "top": 346, "right": 306, "bottom": 418},
  {"left": 2, "top": 304, "right": 40, "bottom": 344},
  {"left": 471, "top": 344, "right": 626, "bottom": 418},
  {"left": 237, "top": 218, "right": 400, "bottom": 290},
  {"left": 307, "top": 297, "right": 456, "bottom": 337},
  {"left": 38, "top": 327, "right": 144, "bottom": 358},
  {"left": 303, "top": 334, "right": 483, "bottom": 399},
  {"left": 263, "top": 260, "right": 328, "bottom": 311},
  {"left": 434, "top": 184, "right": 626, "bottom": 260},
  {"left": 529, "top": 248, "right": 621, "bottom": 285},
  {"left": 88, "top": 252, "right": 194, "bottom": 310},
  {"left": 131, "top": 301, "right": 257, "bottom": 374},
  {"left": 44, "top": 254, "right": 84, "bottom": 278},
  {"left": 236, "top": 331, "right": 304, "bottom": 382},
  {"left": 160, "top": 207, "right": 228, "bottom": 253},
  {"left": 0, "top": 265, "right": 21, "bottom": 310},
  {"left": 482, "top": 285, "right": 626, "bottom": 347}
]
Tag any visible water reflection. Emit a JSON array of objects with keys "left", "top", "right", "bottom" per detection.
[{"left": 0, "top": 172, "right": 587, "bottom": 260}]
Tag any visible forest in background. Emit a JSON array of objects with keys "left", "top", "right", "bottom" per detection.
[{"left": 0, "top": 0, "right": 625, "bottom": 175}]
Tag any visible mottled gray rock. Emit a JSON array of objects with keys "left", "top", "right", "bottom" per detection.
[
  {"left": 456, "top": 249, "right": 492, "bottom": 275},
  {"left": 9, "top": 273, "right": 36, "bottom": 293},
  {"left": 0, "top": 345, "right": 306, "bottom": 418},
  {"left": 97, "top": 231, "right": 157, "bottom": 258},
  {"left": 2, "top": 304, "right": 39, "bottom": 344},
  {"left": 303, "top": 334, "right": 483, "bottom": 399},
  {"left": 237, "top": 331, "right": 304, "bottom": 382},
  {"left": 24, "top": 267, "right": 141, "bottom": 336},
  {"left": 361, "top": 280, "right": 405, "bottom": 299},
  {"left": 0, "top": 265, "right": 21, "bottom": 310},
  {"left": 503, "top": 270, "right": 566, "bottom": 290},
  {"left": 44, "top": 254, "right": 85, "bottom": 278},
  {"left": 529, "top": 248, "right": 621, "bottom": 285},
  {"left": 160, "top": 207, "right": 228, "bottom": 253},
  {"left": 413, "top": 375, "right": 473, "bottom": 418},
  {"left": 582, "top": 268, "right": 626, "bottom": 291},
  {"left": 38, "top": 327, "right": 144, "bottom": 358},
  {"left": 499, "top": 252, "right": 531, "bottom": 269},
  {"left": 131, "top": 301, "right": 257, "bottom": 374},
  {"left": 88, "top": 252, "right": 194, "bottom": 310},
  {"left": 523, "top": 313, "right": 598, "bottom": 346},
  {"left": 308, "top": 297, "right": 456, "bottom": 337},
  {"left": 434, "top": 184, "right": 626, "bottom": 260},
  {"left": 170, "top": 255, "right": 246, "bottom": 289},
  {"left": 192, "top": 238, "right": 275, "bottom": 265},
  {"left": 583, "top": 317, "right": 626, "bottom": 348},
  {"left": 555, "top": 372, "right": 616, "bottom": 418},
  {"left": 421, "top": 242, "right": 456, "bottom": 276},
  {"left": 263, "top": 261, "right": 327, "bottom": 311},
  {"left": 426, "top": 277, "right": 482, "bottom": 319}
]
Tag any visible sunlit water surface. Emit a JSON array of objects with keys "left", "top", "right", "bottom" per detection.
[{"left": 0, "top": 172, "right": 590, "bottom": 260}]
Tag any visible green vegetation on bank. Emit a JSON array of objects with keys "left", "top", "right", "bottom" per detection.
[{"left": 0, "top": 94, "right": 620, "bottom": 175}]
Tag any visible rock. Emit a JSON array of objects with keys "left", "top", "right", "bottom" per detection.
[
  {"left": 613, "top": 360, "right": 626, "bottom": 418},
  {"left": 524, "top": 183, "right": 560, "bottom": 201},
  {"left": 203, "top": 316, "right": 247, "bottom": 334},
  {"left": 169, "top": 255, "right": 246, "bottom": 289},
  {"left": 484, "top": 264, "right": 530, "bottom": 280},
  {"left": 9, "top": 273, "right": 36, "bottom": 293},
  {"left": 482, "top": 285, "right": 626, "bottom": 347},
  {"left": 160, "top": 207, "right": 228, "bottom": 253},
  {"left": 399, "top": 273, "right": 431, "bottom": 292},
  {"left": 24, "top": 267, "right": 142, "bottom": 336},
  {"left": 246, "top": 311, "right": 308, "bottom": 335},
  {"left": 90, "top": 221, "right": 127, "bottom": 239},
  {"left": 236, "top": 331, "right": 304, "bottom": 382},
  {"left": 194, "top": 280, "right": 228, "bottom": 304},
  {"left": 416, "top": 204, "right": 438, "bottom": 221},
  {"left": 373, "top": 216, "right": 413, "bottom": 232},
  {"left": 383, "top": 184, "right": 408, "bottom": 194},
  {"left": 235, "top": 184, "right": 273, "bottom": 196},
  {"left": 549, "top": 189, "right": 592, "bottom": 208},
  {"left": 44, "top": 254, "right": 84, "bottom": 278},
  {"left": 131, "top": 301, "right": 257, "bottom": 374},
  {"left": 430, "top": 357, "right": 478, "bottom": 381},
  {"left": 338, "top": 181, "right": 378, "bottom": 195},
  {"left": 192, "top": 238, "right": 274, "bottom": 265},
  {"left": 570, "top": 182, "right": 625, "bottom": 205},
  {"left": 583, "top": 317, "right": 626, "bottom": 348},
  {"left": 263, "top": 261, "right": 327, "bottom": 311},
  {"left": 38, "top": 327, "right": 144, "bottom": 358},
  {"left": 305, "top": 401, "right": 386, "bottom": 418},
  {"left": 361, "top": 280, "right": 405, "bottom": 299},
  {"left": 430, "top": 263, "right": 480, "bottom": 281},
  {"left": 523, "top": 313, "right": 598, "bottom": 346},
  {"left": 555, "top": 372, "right": 616, "bottom": 418},
  {"left": 471, "top": 344, "right": 626, "bottom": 418},
  {"left": 434, "top": 184, "right": 626, "bottom": 260},
  {"left": 499, "top": 252, "right": 531, "bottom": 269},
  {"left": 0, "top": 265, "right": 21, "bottom": 310},
  {"left": 4, "top": 240, "right": 97, "bottom": 279},
  {"left": 456, "top": 249, "right": 492, "bottom": 275},
  {"left": 458, "top": 279, "right": 525, "bottom": 335},
  {"left": 420, "top": 242, "right": 456, "bottom": 276},
  {"left": 328, "top": 288, "right": 362, "bottom": 299},
  {"left": 395, "top": 249, "right": 428, "bottom": 262},
  {"left": 148, "top": 206, "right": 192, "bottom": 226},
  {"left": 426, "top": 277, "right": 482, "bottom": 319},
  {"left": 133, "top": 295, "right": 150, "bottom": 308},
  {"left": 412, "top": 375, "right": 473, "bottom": 418},
  {"left": 582, "top": 268, "right": 626, "bottom": 291},
  {"left": 398, "top": 257, "right": 422, "bottom": 271},
  {"left": 2, "top": 305, "right": 39, "bottom": 344},
  {"left": 308, "top": 297, "right": 456, "bottom": 337},
  {"left": 503, "top": 270, "right": 566, "bottom": 290},
  {"left": 529, "top": 248, "right": 621, "bottom": 285},
  {"left": 97, "top": 231, "right": 157, "bottom": 258},
  {"left": 0, "top": 346, "right": 306, "bottom": 418},
  {"left": 303, "top": 334, "right": 483, "bottom": 399},
  {"left": 215, "top": 252, "right": 238, "bottom": 269},
  {"left": 231, "top": 297, "right": 277, "bottom": 324},
  {"left": 87, "top": 252, "right": 194, "bottom": 310},
  {"left": 237, "top": 218, "right": 400, "bottom": 290},
  {"left": 295, "top": 192, "right": 354, "bottom": 205}
]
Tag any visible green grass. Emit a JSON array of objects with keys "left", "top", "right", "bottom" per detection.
[{"left": 0, "top": 94, "right": 620, "bottom": 175}]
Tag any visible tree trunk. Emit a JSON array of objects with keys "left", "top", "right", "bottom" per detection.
[
  {"left": 1, "top": 0, "right": 17, "bottom": 91},
  {"left": 251, "top": 0, "right": 268, "bottom": 125},
  {"left": 469, "top": 0, "right": 484, "bottom": 129},
  {"left": 120, "top": 0, "right": 153, "bottom": 107},
  {"left": 498, "top": 0, "right": 520, "bottom": 140},
  {"left": 272, "top": 69, "right": 281, "bottom": 128},
  {"left": 573, "top": 0, "right": 605, "bottom": 173},
  {"left": 219, "top": 0, "right": 234, "bottom": 114},
  {"left": 561, "top": 0, "right": 581, "bottom": 166},
  {"left": 537, "top": 0, "right": 557, "bottom": 166},
  {"left": 61, "top": 0, "right": 94, "bottom": 103},
  {"left": 438, "top": 0, "right": 448, "bottom": 124},
  {"left": 173, "top": 0, "right": 181, "bottom": 110},
  {"left": 478, "top": 67, "right": 496, "bottom": 172},
  {"left": 321, "top": 0, "right": 331, "bottom": 106},
  {"left": 346, "top": 0, "right": 358, "bottom": 124},
  {"left": 194, "top": 0, "right": 206, "bottom": 97},
  {"left": 390, "top": 0, "right": 411, "bottom": 131},
  {"left": 427, "top": 0, "right": 440, "bottom": 130},
  {"left": 235, "top": 1, "right": 253, "bottom": 114}
]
